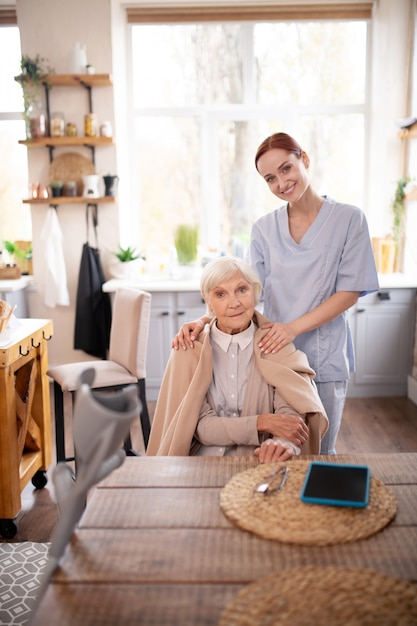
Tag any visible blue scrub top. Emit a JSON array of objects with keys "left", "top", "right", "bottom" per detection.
[{"left": 249, "top": 197, "right": 379, "bottom": 382}]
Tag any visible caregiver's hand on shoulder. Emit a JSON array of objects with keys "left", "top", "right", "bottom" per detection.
[
  {"left": 171, "top": 317, "right": 206, "bottom": 350},
  {"left": 254, "top": 439, "right": 295, "bottom": 463},
  {"left": 258, "top": 321, "right": 296, "bottom": 354},
  {"left": 258, "top": 413, "right": 308, "bottom": 448}
]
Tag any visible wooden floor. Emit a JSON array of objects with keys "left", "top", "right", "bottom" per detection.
[{"left": 2, "top": 394, "right": 417, "bottom": 544}]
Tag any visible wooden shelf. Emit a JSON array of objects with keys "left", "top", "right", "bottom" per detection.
[
  {"left": 18, "top": 136, "right": 114, "bottom": 148},
  {"left": 15, "top": 73, "right": 113, "bottom": 88},
  {"left": 398, "top": 125, "right": 417, "bottom": 139},
  {"left": 47, "top": 73, "right": 112, "bottom": 87},
  {"left": 23, "top": 196, "right": 116, "bottom": 205}
]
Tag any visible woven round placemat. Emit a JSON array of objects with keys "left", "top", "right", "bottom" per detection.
[
  {"left": 49, "top": 152, "right": 95, "bottom": 194},
  {"left": 218, "top": 566, "right": 417, "bottom": 626},
  {"left": 220, "top": 461, "right": 397, "bottom": 545}
]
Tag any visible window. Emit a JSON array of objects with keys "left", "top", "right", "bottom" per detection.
[
  {"left": 129, "top": 17, "right": 369, "bottom": 266},
  {"left": 0, "top": 25, "right": 31, "bottom": 246}
]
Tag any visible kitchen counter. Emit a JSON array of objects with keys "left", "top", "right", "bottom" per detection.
[
  {"left": 378, "top": 273, "right": 417, "bottom": 289},
  {"left": 103, "top": 277, "right": 201, "bottom": 293},
  {"left": 0, "top": 275, "right": 33, "bottom": 293},
  {"left": 103, "top": 273, "right": 417, "bottom": 293},
  {"left": 0, "top": 276, "right": 33, "bottom": 317}
]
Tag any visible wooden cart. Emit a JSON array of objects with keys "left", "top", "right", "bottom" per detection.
[{"left": 0, "top": 318, "right": 53, "bottom": 538}]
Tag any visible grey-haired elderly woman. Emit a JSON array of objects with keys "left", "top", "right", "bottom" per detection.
[{"left": 147, "top": 256, "right": 328, "bottom": 463}]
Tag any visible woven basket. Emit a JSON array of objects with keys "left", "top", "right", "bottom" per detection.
[
  {"left": 220, "top": 460, "right": 397, "bottom": 546},
  {"left": 0, "top": 266, "right": 22, "bottom": 279},
  {"left": 0, "top": 300, "right": 14, "bottom": 333},
  {"left": 219, "top": 566, "right": 417, "bottom": 626},
  {"left": 49, "top": 152, "right": 95, "bottom": 195}
]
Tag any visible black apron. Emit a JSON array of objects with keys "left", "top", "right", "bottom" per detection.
[{"left": 73, "top": 204, "right": 112, "bottom": 359}]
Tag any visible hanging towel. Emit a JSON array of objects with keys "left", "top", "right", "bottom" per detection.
[{"left": 40, "top": 207, "right": 70, "bottom": 308}]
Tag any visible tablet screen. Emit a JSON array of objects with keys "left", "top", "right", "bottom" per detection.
[{"left": 300, "top": 462, "right": 370, "bottom": 508}]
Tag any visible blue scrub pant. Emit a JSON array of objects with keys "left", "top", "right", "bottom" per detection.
[{"left": 316, "top": 380, "right": 348, "bottom": 455}]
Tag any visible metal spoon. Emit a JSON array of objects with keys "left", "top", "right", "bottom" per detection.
[{"left": 254, "top": 466, "right": 288, "bottom": 494}]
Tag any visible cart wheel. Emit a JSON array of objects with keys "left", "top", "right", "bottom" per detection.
[
  {"left": 31, "top": 470, "right": 48, "bottom": 489},
  {"left": 0, "top": 518, "right": 18, "bottom": 539}
]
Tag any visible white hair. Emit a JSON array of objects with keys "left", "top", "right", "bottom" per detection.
[{"left": 200, "top": 256, "right": 262, "bottom": 306}]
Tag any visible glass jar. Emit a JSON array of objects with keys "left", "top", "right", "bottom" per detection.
[
  {"left": 29, "top": 101, "right": 47, "bottom": 139},
  {"left": 99, "top": 121, "right": 112, "bottom": 137},
  {"left": 50, "top": 112, "right": 65, "bottom": 137},
  {"left": 84, "top": 113, "right": 98, "bottom": 137},
  {"left": 63, "top": 181, "right": 77, "bottom": 197},
  {"left": 65, "top": 122, "right": 78, "bottom": 137}
]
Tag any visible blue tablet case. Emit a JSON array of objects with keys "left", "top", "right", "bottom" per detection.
[{"left": 300, "top": 462, "right": 370, "bottom": 508}]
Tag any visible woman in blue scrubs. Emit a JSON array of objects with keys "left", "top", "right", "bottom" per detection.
[{"left": 173, "top": 132, "right": 379, "bottom": 454}]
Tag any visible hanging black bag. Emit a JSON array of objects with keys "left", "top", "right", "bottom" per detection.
[{"left": 73, "top": 203, "right": 112, "bottom": 359}]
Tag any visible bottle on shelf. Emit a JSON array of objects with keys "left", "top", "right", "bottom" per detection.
[
  {"left": 28, "top": 101, "right": 47, "bottom": 139},
  {"left": 84, "top": 113, "right": 98, "bottom": 137},
  {"left": 50, "top": 112, "right": 65, "bottom": 137}
]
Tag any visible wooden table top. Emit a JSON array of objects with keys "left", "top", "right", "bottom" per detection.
[{"left": 32, "top": 454, "right": 417, "bottom": 625}]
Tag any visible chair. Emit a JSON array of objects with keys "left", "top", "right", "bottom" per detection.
[{"left": 47, "top": 287, "right": 152, "bottom": 463}]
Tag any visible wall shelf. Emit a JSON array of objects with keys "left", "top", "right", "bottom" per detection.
[
  {"left": 46, "top": 74, "right": 113, "bottom": 88},
  {"left": 18, "top": 137, "right": 114, "bottom": 148},
  {"left": 23, "top": 196, "right": 116, "bottom": 205},
  {"left": 398, "top": 125, "right": 417, "bottom": 139}
]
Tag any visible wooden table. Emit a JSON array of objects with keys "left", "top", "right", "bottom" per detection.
[
  {"left": 0, "top": 318, "right": 53, "bottom": 536},
  {"left": 32, "top": 453, "right": 417, "bottom": 625}
]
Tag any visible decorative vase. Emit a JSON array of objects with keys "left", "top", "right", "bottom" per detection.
[
  {"left": 69, "top": 42, "right": 87, "bottom": 74},
  {"left": 82, "top": 175, "right": 100, "bottom": 198},
  {"left": 108, "top": 257, "right": 146, "bottom": 280}
]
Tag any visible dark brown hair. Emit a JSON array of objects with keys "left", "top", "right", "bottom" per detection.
[{"left": 255, "top": 132, "right": 303, "bottom": 171}]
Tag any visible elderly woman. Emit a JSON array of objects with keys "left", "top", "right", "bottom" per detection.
[{"left": 147, "top": 257, "right": 328, "bottom": 462}]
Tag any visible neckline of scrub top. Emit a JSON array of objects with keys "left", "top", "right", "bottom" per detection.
[{"left": 280, "top": 196, "right": 332, "bottom": 249}]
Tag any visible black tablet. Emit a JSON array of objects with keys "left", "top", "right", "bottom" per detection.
[{"left": 300, "top": 462, "right": 370, "bottom": 508}]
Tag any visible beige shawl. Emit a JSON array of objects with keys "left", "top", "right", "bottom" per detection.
[{"left": 147, "top": 312, "right": 328, "bottom": 456}]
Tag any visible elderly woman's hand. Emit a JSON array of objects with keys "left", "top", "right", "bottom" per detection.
[
  {"left": 171, "top": 318, "right": 208, "bottom": 350},
  {"left": 257, "top": 413, "right": 309, "bottom": 448},
  {"left": 254, "top": 438, "right": 295, "bottom": 463},
  {"left": 258, "top": 321, "right": 296, "bottom": 354}
]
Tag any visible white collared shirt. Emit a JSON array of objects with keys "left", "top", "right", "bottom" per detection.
[{"left": 209, "top": 321, "right": 255, "bottom": 418}]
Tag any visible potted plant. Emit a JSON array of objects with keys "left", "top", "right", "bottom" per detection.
[
  {"left": 174, "top": 224, "right": 198, "bottom": 265},
  {"left": 49, "top": 180, "right": 64, "bottom": 197},
  {"left": 108, "top": 246, "right": 146, "bottom": 279},
  {"left": 15, "top": 54, "right": 54, "bottom": 138},
  {"left": 391, "top": 176, "right": 411, "bottom": 272},
  {"left": 113, "top": 245, "right": 142, "bottom": 263},
  {"left": 3, "top": 240, "right": 32, "bottom": 275}
]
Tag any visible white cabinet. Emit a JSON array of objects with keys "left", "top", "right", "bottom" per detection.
[
  {"left": 146, "top": 291, "right": 206, "bottom": 400},
  {"left": 347, "top": 288, "right": 416, "bottom": 397}
]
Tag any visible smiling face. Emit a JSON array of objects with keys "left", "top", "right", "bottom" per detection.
[
  {"left": 256, "top": 148, "right": 310, "bottom": 204},
  {"left": 205, "top": 271, "right": 256, "bottom": 335}
]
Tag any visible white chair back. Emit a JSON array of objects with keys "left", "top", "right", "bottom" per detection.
[{"left": 109, "top": 288, "right": 151, "bottom": 379}]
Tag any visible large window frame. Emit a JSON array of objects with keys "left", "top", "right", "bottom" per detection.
[
  {"left": 0, "top": 11, "right": 31, "bottom": 246},
  {"left": 127, "top": 3, "right": 372, "bottom": 262}
]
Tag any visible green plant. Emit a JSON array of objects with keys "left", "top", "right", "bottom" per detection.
[
  {"left": 174, "top": 225, "right": 198, "bottom": 265},
  {"left": 49, "top": 180, "right": 63, "bottom": 188},
  {"left": 113, "top": 245, "right": 143, "bottom": 262},
  {"left": 391, "top": 176, "right": 411, "bottom": 256},
  {"left": 3, "top": 240, "right": 32, "bottom": 261},
  {"left": 15, "top": 54, "right": 55, "bottom": 133}
]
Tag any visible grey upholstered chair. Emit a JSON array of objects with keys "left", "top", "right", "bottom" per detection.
[{"left": 47, "top": 287, "right": 152, "bottom": 462}]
